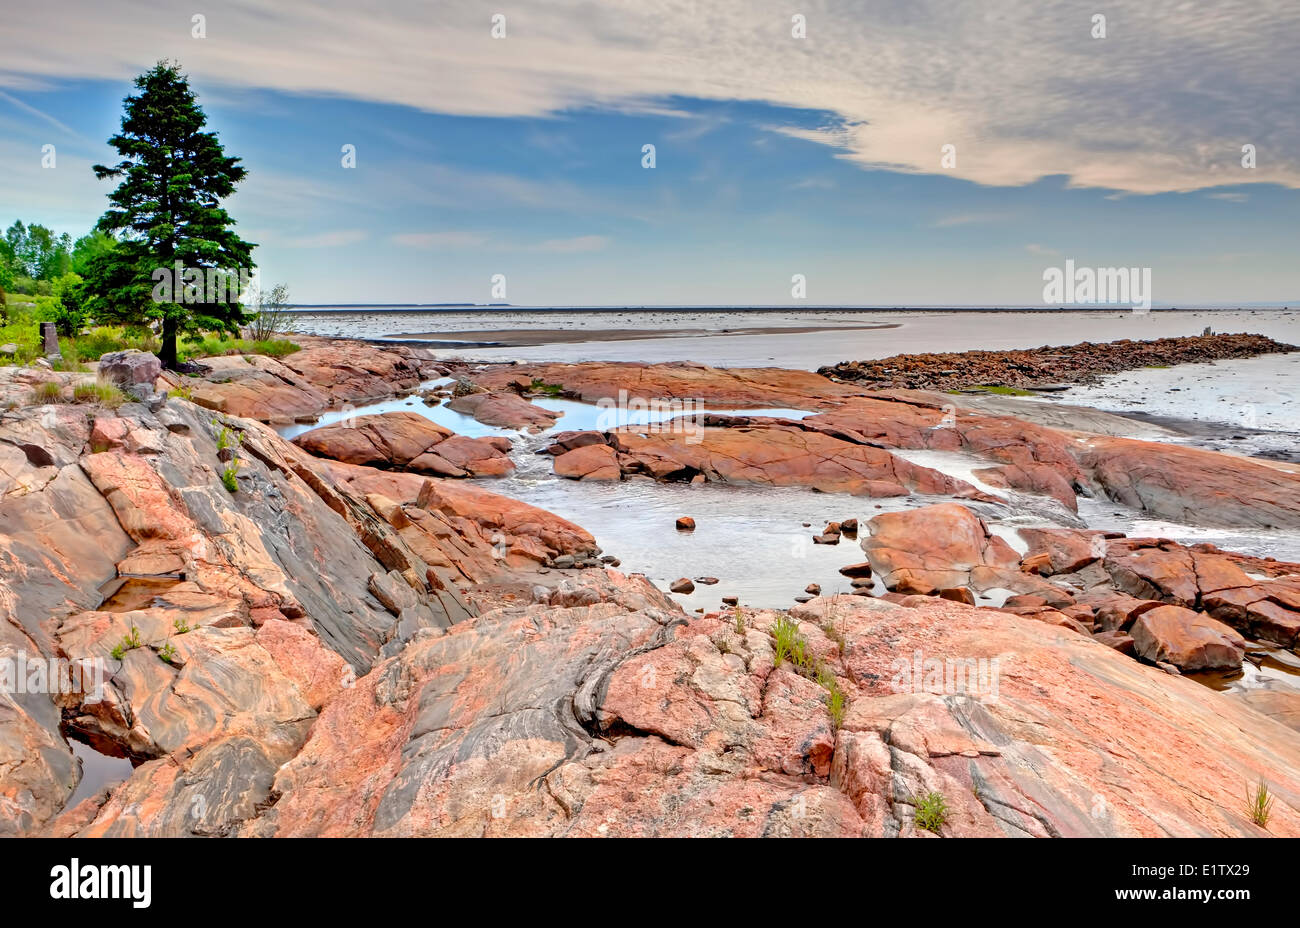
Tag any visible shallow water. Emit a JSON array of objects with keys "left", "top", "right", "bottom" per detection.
[
  {"left": 289, "top": 307, "right": 1300, "bottom": 371},
  {"left": 63, "top": 733, "right": 135, "bottom": 809},
  {"left": 1018, "top": 352, "right": 1300, "bottom": 461}
]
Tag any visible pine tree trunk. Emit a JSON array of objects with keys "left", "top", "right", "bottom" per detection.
[{"left": 160, "top": 317, "right": 179, "bottom": 369}]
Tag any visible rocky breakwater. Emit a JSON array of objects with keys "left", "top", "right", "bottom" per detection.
[
  {"left": 0, "top": 360, "right": 598, "bottom": 837},
  {"left": 817, "top": 332, "right": 1297, "bottom": 391}
]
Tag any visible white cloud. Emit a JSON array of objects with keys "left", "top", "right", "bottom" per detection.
[{"left": 0, "top": 1, "right": 1296, "bottom": 193}]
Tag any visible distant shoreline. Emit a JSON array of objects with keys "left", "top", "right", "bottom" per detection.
[{"left": 287, "top": 304, "right": 1297, "bottom": 314}]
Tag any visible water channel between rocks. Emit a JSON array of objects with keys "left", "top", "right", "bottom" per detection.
[{"left": 272, "top": 382, "right": 1300, "bottom": 698}]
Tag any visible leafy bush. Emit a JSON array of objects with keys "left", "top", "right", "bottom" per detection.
[
  {"left": 914, "top": 792, "right": 949, "bottom": 833},
  {"left": 221, "top": 461, "right": 240, "bottom": 493},
  {"left": 248, "top": 282, "right": 292, "bottom": 341}
]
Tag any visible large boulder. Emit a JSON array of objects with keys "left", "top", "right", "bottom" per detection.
[
  {"left": 294, "top": 411, "right": 512, "bottom": 478},
  {"left": 97, "top": 350, "right": 162, "bottom": 386},
  {"left": 1130, "top": 605, "right": 1245, "bottom": 671},
  {"left": 553, "top": 442, "right": 621, "bottom": 481},
  {"left": 861, "top": 503, "right": 1022, "bottom": 593}
]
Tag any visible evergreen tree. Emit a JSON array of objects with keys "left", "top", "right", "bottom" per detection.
[{"left": 86, "top": 61, "right": 255, "bottom": 367}]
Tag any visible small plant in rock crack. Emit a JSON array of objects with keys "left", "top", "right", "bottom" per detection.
[
  {"left": 733, "top": 604, "right": 745, "bottom": 635},
  {"left": 771, "top": 615, "right": 851, "bottom": 728},
  {"left": 817, "top": 664, "right": 848, "bottom": 729},
  {"left": 913, "top": 792, "right": 949, "bottom": 833},
  {"left": 216, "top": 425, "right": 242, "bottom": 452},
  {"left": 1247, "top": 778, "right": 1276, "bottom": 828},
  {"left": 221, "top": 460, "right": 241, "bottom": 493},
  {"left": 158, "top": 642, "right": 178, "bottom": 664},
  {"left": 173, "top": 617, "right": 194, "bottom": 635},
  {"left": 110, "top": 624, "right": 143, "bottom": 661},
  {"left": 770, "top": 616, "right": 810, "bottom": 671}
]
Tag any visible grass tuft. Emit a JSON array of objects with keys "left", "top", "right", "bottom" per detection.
[
  {"left": 914, "top": 792, "right": 949, "bottom": 833},
  {"left": 30, "top": 381, "right": 65, "bottom": 404},
  {"left": 72, "top": 381, "right": 125, "bottom": 409},
  {"left": 1247, "top": 778, "right": 1276, "bottom": 828}
]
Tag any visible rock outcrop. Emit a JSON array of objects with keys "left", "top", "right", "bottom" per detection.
[
  {"left": 242, "top": 576, "right": 1300, "bottom": 837},
  {"left": 293, "top": 411, "right": 513, "bottom": 477}
]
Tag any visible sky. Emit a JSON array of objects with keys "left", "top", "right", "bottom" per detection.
[{"left": 0, "top": 0, "right": 1297, "bottom": 306}]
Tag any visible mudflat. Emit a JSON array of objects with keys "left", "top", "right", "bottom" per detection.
[{"left": 381, "top": 321, "right": 901, "bottom": 346}]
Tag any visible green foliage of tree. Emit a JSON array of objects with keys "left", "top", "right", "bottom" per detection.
[
  {"left": 85, "top": 60, "right": 256, "bottom": 368},
  {"left": 3, "top": 220, "right": 74, "bottom": 282},
  {"left": 70, "top": 230, "right": 116, "bottom": 276},
  {"left": 48, "top": 272, "right": 88, "bottom": 336}
]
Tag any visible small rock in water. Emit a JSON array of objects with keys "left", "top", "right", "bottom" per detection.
[
  {"left": 695, "top": 576, "right": 719, "bottom": 585},
  {"left": 812, "top": 534, "right": 839, "bottom": 545},
  {"left": 675, "top": 516, "right": 695, "bottom": 531},
  {"left": 805, "top": 583, "right": 821, "bottom": 595},
  {"left": 669, "top": 578, "right": 695, "bottom": 594},
  {"left": 840, "top": 518, "right": 858, "bottom": 536},
  {"left": 722, "top": 595, "right": 739, "bottom": 606},
  {"left": 839, "top": 561, "right": 873, "bottom": 578},
  {"left": 794, "top": 594, "right": 814, "bottom": 604}
]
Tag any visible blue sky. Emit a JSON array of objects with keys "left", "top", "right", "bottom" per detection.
[{"left": 1, "top": 0, "right": 1297, "bottom": 305}]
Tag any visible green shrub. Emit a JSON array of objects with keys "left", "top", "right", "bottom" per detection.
[
  {"left": 109, "top": 624, "right": 143, "bottom": 661},
  {"left": 221, "top": 461, "right": 240, "bottom": 493},
  {"left": 914, "top": 792, "right": 949, "bottom": 833}
]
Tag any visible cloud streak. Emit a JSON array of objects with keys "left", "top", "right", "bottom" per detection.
[{"left": 0, "top": 1, "right": 1295, "bottom": 194}]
